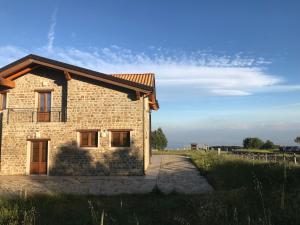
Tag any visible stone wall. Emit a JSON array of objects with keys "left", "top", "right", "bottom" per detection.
[{"left": 0, "top": 67, "right": 149, "bottom": 175}]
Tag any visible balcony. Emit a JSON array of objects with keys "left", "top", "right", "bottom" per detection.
[{"left": 5, "top": 108, "right": 66, "bottom": 123}]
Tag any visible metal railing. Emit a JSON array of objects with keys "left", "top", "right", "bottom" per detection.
[{"left": 6, "top": 107, "right": 66, "bottom": 123}]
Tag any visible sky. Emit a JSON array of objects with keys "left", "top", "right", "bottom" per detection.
[{"left": 0, "top": 0, "right": 299, "bottom": 147}]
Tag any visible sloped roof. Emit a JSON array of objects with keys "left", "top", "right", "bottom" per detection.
[
  {"left": 0, "top": 54, "right": 159, "bottom": 110},
  {"left": 112, "top": 73, "right": 155, "bottom": 88},
  {"left": 0, "top": 54, "right": 153, "bottom": 92}
]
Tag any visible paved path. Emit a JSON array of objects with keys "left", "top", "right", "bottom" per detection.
[{"left": 0, "top": 155, "right": 213, "bottom": 196}]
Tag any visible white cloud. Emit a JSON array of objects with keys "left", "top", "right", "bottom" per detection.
[
  {"left": 46, "top": 7, "right": 58, "bottom": 52},
  {"left": 0, "top": 46, "right": 26, "bottom": 66},
  {"left": 210, "top": 89, "right": 251, "bottom": 96},
  {"left": 0, "top": 45, "right": 298, "bottom": 97}
]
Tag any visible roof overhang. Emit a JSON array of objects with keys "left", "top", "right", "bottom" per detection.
[
  {"left": 0, "top": 54, "right": 159, "bottom": 110},
  {"left": 0, "top": 54, "right": 153, "bottom": 93}
]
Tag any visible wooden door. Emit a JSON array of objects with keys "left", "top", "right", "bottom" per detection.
[
  {"left": 37, "top": 92, "right": 51, "bottom": 122},
  {"left": 30, "top": 141, "right": 48, "bottom": 175}
]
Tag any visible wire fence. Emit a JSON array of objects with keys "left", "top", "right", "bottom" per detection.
[{"left": 230, "top": 151, "right": 299, "bottom": 165}]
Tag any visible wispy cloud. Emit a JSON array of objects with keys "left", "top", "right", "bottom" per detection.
[
  {"left": 0, "top": 45, "right": 26, "bottom": 66},
  {"left": 0, "top": 45, "right": 299, "bottom": 97},
  {"left": 210, "top": 89, "right": 251, "bottom": 96},
  {"left": 46, "top": 7, "right": 58, "bottom": 52}
]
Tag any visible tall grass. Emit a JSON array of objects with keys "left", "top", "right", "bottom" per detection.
[
  {"left": 155, "top": 150, "right": 300, "bottom": 225},
  {"left": 0, "top": 198, "right": 35, "bottom": 225},
  {"left": 0, "top": 151, "right": 299, "bottom": 225}
]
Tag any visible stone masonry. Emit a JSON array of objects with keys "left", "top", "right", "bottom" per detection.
[{"left": 0, "top": 67, "right": 151, "bottom": 175}]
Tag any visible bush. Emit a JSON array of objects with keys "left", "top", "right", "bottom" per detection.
[
  {"left": 261, "top": 140, "right": 275, "bottom": 149},
  {"left": 243, "top": 137, "right": 264, "bottom": 149}
]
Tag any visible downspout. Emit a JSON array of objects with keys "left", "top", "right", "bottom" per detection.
[
  {"left": 142, "top": 95, "right": 145, "bottom": 174},
  {"left": 150, "top": 110, "right": 152, "bottom": 160},
  {"left": 0, "top": 112, "right": 2, "bottom": 172}
]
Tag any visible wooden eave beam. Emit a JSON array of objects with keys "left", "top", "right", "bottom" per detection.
[
  {"left": 6, "top": 66, "right": 39, "bottom": 81},
  {"left": 0, "top": 59, "right": 33, "bottom": 78},
  {"left": 149, "top": 93, "right": 155, "bottom": 103},
  {"left": 149, "top": 102, "right": 159, "bottom": 110},
  {"left": 148, "top": 93, "right": 159, "bottom": 110},
  {"left": 64, "top": 71, "right": 72, "bottom": 81},
  {"left": 136, "top": 91, "right": 141, "bottom": 100},
  {"left": 0, "top": 78, "right": 15, "bottom": 88}
]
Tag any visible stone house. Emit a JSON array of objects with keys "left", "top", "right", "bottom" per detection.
[{"left": 0, "top": 54, "right": 158, "bottom": 176}]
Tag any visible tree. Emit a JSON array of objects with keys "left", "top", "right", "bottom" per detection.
[
  {"left": 243, "top": 137, "right": 264, "bottom": 149},
  {"left": 151, "top": 127, "right": 168, "bottom": 150},
  {"left": 261, "top": 140, "right": 275, "bottom": 149},
  {"left": 295, "top": 136, "right": 300, "bottom": 144},
  {"left": 151, "top": 130, "right": 158, "bottom": 149}
]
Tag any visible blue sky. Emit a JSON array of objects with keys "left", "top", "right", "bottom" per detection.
[{"left": 0, "top": 0, "right": 299, "bottom": 147}]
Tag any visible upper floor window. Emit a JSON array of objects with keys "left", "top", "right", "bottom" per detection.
[
  {"left": 111, "top": 130, "right": 130, "bottom": 147},
  {"left": 37, "top": 91, "right": 51, "bottom": 122},
  {"left": 80, "top": 131, "right": 98, "bottom": 147},
  {"left": 0, "top": 93, "right": 7, "bottom": 110}
]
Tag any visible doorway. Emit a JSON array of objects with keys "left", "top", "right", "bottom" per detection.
[{"left": 30, "top": 141, "right": 48, "bottom": 175}]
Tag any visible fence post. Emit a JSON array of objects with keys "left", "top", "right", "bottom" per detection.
[
  {"left": 218, "top": 148, "right": 221, "bottom": 155},
  {"left": 275, "top": 154, "right": 277, "bottom": 163},
  {"left": 265, "top": 153, "right": 268, "bottom": 162},
  {"left": 294, "top": 153, "right": 297, "bottom": 165}
]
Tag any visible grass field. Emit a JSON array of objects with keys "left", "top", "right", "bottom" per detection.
[{"left": 1, "top": 151, "right": 300, "bottom": 225}]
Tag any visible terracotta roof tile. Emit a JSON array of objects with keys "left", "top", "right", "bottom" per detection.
[
  {"left": 112, "top": 73, "right": 159, "bottom": 110},
  {"left": 111, "top": 73, "right": 155, "bottom": 88}
]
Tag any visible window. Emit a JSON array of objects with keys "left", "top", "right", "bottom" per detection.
[
  {"left": 0, "top": 93, "right": 7, "bottom": 110},
  {"left": 111, "top": 131, "right": 130, "bottom": 147},
  {"left": 80, "top": 131, "right": 98, "bottom": 147},
  {"left": 37, "top": 91, "right": 51, "bottom": 122}
]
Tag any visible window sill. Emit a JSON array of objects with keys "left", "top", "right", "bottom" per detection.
[
  {"left": 110, "top": 147, "right": 131, "bottom": 150},
  {"left": 79, "top": 146, "right": 99, "bottom": 150}
]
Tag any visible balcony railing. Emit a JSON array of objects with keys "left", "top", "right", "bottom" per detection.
[{"left": 6, "top": 107, "right": 66, "bottom": 123}]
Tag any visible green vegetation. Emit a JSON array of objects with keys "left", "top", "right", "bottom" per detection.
[
  {"left": 243, "top": 137, "right": 278, "bottom": 150},
  {"left": 1, "top": 151, "right": 300, "bottom": 225},
  {"left": 155, "top": 150, "right": 300, "bottom": 224},
  {"left": 1, "top": 194, "right": 218, "bottom": 225},
  {"left": 261, "top": 140, "right": 276, "bottom": 149},
  {"left": 151, "top": 127, "right": 168, "bottom": 150},
  {"left": 243, "top": 137, "right": 264, "bottom": 149}
]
